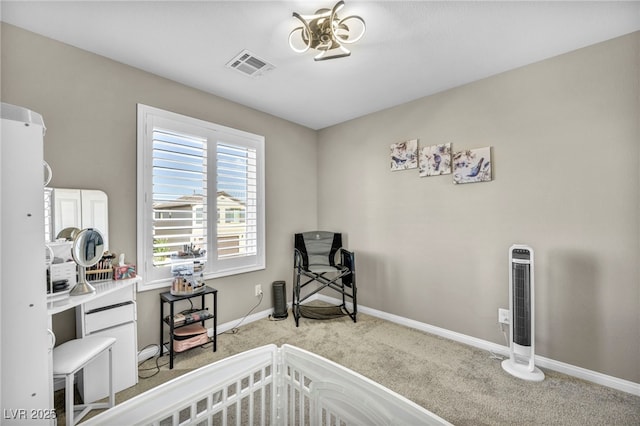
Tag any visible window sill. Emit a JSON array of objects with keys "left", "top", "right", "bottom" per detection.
[{"left": 136, "top": 265, "right": 265, "bottom": 292}]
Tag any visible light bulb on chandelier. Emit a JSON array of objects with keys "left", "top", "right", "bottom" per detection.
[{"left": 288, "top": 0, "right": 366, "bottom": 61}]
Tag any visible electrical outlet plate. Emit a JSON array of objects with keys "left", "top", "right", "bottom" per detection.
[
  {"left": 498, "top": 308, "right": 510, "bottom": 324},
  {"left": 255, "top": 284, "right": 262, "bottom": 297}
]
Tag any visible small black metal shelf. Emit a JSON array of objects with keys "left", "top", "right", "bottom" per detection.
[
  {"left": 163, "top": 311, "right": 214, "bottom": 328},
  {"left": 159, "top": 286, "right": 217, "bottom": 369}
]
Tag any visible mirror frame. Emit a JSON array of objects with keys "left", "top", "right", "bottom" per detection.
[{"left": 69, "top": 228, "right": 105, "bottom": 296}]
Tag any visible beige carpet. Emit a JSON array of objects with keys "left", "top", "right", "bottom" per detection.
[{"left": 69, "top": 307, "right": 640, "bottom": 425}]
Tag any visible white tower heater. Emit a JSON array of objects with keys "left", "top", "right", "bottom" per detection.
[{"left": 502, "top": 244, "right": 545, "bottom": 381}]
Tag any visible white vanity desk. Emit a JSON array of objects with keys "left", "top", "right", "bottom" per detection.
[
  {"left": 47, "top": 276, "right": 139, "bottom": 315},
  {"left": 47, "top": 276, "right": 141, "bottom": 404}
]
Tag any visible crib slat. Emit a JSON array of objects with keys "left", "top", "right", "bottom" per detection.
[{"left": 81, "top": 344, "right": 450, "bottom": 426}]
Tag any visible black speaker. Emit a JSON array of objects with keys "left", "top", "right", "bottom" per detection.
[{"left": 272, "top": 281, "right": 288, "bottom": 319}]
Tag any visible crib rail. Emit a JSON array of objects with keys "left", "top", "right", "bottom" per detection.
[
  {"left": 83, "top": 344, "right": 451, "bottom": 426},
  {"left": 83, "top": 345, "right": 277, "bottom": 426},
  {"left": 280, "top": 344, "right": 450, "bottom": 426}
]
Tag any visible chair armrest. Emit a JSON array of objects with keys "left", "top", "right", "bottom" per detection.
[
  {"left": 293, "top": 248, "right": 303, "bottom": 268},
  {"left": 339, "top": 248, "right": 355, "bottom": 271}
]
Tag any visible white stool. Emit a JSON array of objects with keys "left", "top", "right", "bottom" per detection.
[{"left": 52, "top": 336, "right": 116, "bottom": 426}]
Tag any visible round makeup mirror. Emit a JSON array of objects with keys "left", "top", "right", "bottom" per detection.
[{"left": 69, "top": 228, "right": 105, "bottom": 296}]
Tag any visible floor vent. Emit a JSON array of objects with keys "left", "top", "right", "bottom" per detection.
[{"left": 226, "top": 49, "right": 275, "bottom": 78}]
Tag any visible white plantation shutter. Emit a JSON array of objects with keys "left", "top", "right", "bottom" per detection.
[
  {"left": 151, "top": 129, "right": 207, "bottom": 267},
  {"left": 210, "top": 134, "right": 264, "bottom": 275},
  {"left": 138, "top": 105, "right": 265, "bottom": 290},
  {"left": 216, "top": 143, "right": 256, "bottom": 259}
]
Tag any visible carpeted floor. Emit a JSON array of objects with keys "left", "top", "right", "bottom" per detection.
[{"left": 69, "top": 305, "right": 640, "bottom": 425}]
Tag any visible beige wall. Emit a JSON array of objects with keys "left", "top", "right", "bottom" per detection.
[
  {"left": 2, "top": 22, "right": 639, "bottom": 383},
  {"left": 1, "top": 23, "right": 318, "bottom": 348},
  {"left": 317, "top": 32, "right": 640, "bottom": 382}
]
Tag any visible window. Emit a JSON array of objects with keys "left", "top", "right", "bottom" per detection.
[{"left": 137, "top": 104, "right": 265, "bottom": 290}]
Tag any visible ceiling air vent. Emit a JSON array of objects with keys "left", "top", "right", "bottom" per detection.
[{"left": 226, "top": 50, "right": 275, "bottom": 78}]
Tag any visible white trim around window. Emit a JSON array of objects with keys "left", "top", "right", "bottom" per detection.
[{"left": 137, "top": 104, "right": 265, "bottom": 291}]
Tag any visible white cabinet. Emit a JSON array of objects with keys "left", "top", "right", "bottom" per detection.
[
  {"left": 52, "top": 188, "right": 81, "bottom": 233},
  {"left": 51, "top": 189, "right": 109, "bottom": 250},
  {"left": 76, "top": 284, "right": 138, "bottom": 403},
  {"left": 81, "top": 190, "right": 109, "bottom": 245},
  {"left": 1, "top": 103, "right": 52, "bottom": 423}
]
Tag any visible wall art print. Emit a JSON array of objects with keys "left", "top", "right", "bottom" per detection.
[
  {"left": 419, "top": 143, "right": 452, "bottom": 177},
  {"left": 390, "top": 139, "right": 418, "bottom": 171},
  {"left": 452, "top": 146, "right": 492, "bottom": 184}
]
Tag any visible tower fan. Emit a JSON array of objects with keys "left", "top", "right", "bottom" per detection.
[{"left": 502, "top": 244, "right": 545, "bottom": 381}]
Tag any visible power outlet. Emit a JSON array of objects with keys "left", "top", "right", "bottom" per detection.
[
  {"left": 498, "top": 308, "right": 510, "bottom": 324},
  {"left": 255, "top": 284, "right": 263, "bottom": 297}
]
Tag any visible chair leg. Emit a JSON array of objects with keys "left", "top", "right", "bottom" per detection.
[
  {"left": 108, "top": 346, "right": 115, "bottom": 408},
  {"left": 293, "top": 267, "right": 301, "bottom": 327},
  {"left": 352, "top": 283, "right": 358, "bottom": 323},
  {"left": 65, "top": 373, "right": 74, "bottom": 426},
  {"left": 294, "top": 282, "right": 300, "bottom": 327}
]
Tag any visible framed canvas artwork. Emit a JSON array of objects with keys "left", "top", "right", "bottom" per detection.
[
  {"left": 452, "top": 146, "right": 492, "bottom": 184},
  {"left": 419, "top": 143, "right": 452, "bottom": 177},
  {"left": 390, "top": 139, "right": 418, "bottom": 171}
]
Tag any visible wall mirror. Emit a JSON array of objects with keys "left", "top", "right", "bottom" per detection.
[
  {"left": 69, "top": 228, "right": 105, "bottom": 295},
  {"left": 45, "top": 188, "right": 109, "bottom": 250}
]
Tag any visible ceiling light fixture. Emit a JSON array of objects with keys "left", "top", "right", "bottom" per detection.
[{"left": 288, "top": 0, "right": 366, "bottom": 61}]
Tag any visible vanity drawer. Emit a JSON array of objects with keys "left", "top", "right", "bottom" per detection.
[
  {"left": 84, "top": 285, "right": 134, "bottom": 312},
  {"left": 84, "top": 301, "right": 135, "bottom": 333}
]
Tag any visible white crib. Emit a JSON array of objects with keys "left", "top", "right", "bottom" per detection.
[{"left": 83, "top": 344, "right": 451, "bottom": 425}]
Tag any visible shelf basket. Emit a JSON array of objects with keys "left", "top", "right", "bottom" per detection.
[
  {"left": 85, "top": 269, "right": 112, "bottom": 281},
  {"left": 86, "top": 254, "right": 114, "bottom": 281}
]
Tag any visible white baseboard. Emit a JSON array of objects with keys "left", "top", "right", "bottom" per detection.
[
  {"left": 215, "top": 306, "right": 275, "bottom": 335},
  {"left": 317, "top": 295, "right": 640, "bottom": 396},
  {"left": 209, "top": 295, "right": 640, "bottom": 396}
]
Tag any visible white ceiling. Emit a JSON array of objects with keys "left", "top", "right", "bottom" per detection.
[{"left": 2, "top": 1, "right": 639, "bottom": 130}]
